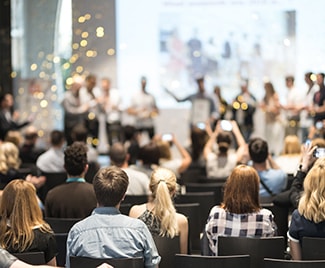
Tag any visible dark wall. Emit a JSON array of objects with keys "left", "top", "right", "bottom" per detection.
[{"left": 0, "top": 0, "right": 12, "bottom": 94}]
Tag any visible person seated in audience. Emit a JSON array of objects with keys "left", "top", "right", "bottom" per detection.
[
  {"left": 36, "top": 130, "right": 65, "bottom": 173},
  {"left": 0, "top": 142, "right": 45, "bottom": 190},
  {"left": 4, "top": 130, "right": 23, "bottom": 148},
  {"left": 44, "top": 142, "right": 97, "bottom": 218},
  {"left": 129, "top": 167, "right": 189, "bottom": 254},
  {"left": 203, "top": 120, "right": 246, "bottom": 179},
  {"left": 248, "top": 137, "right": 287, "bottom": 198},
  {"left": 155, "top": 133, "right": 192, "bottom": 178},
  {"left": 204, "top": 165, "right": 276, "bottom": 255},
  {"left": 0, "top": 180, "right": 57, "bottom": 266},
  {"left": 288, "top": 157, "right": 325, "bottom": 260},
  {"left": 275, "top": 135, "right": 302, "bottom": 175},
  {"left": 109, "top": 142, "right": 150, "bottom": 196},
  {"left": 123, "top": 125, "right": 141, "bottom": 165},
  {"left": 66, "top": 166, "right": 161, "bottom": 268}
]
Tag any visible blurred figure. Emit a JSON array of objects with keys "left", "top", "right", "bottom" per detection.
[
  {"left": 213, "top": 85, "right": 228, "bottom": 120},
  {"left": 0, "top": 180, "right": 57, "bottom": 266},
  {"left": 310, "top": 73, "right": 325, "bottom": 127},
  {"left": 129, "top": 167, "right": 188, "bottom": 254},
  {"left": 127, "top": 76, "right": 159, "bottom": 140},
  {"left": 204, "top": 165, "right": 276, "bottom": 255},
  {"left": 123, "top": 125, "right": 141, "bottom": 165}
]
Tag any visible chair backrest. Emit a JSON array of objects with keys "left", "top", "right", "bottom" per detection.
[
  {"left": 218, "top": 236, "right": 285, "bottom": 268},
  {"left": 174, "top": 203, "right": 201, "bottom": 253},
  {"left": 85, "top": 161, "right": 100, "bottom": 183},
  {"left": 175, "top": 254, "right": 250, "bottom": 268},
  {"left": 12, "top": 251, "right": 45, "bottom": 265},
  {"left": 70, "top": 256, "right": 144, "bottom": 268},
  {"left": 119, "top": 203, "right": 132, "bottom": 215},
  {"left": 44, "top": 217, "right": 81, "bottom": 233},
  {"left": 264, "top": 258, "right": 325, "bottom": 268},
  {"left": 174, "top": 191, "right": 215, "bottom": 231},
  {"left": 38, "top": 172, "right": 67, "bottom": 202},
  {"left": 153, "top": 235, "right": 180, "bottom": 268},
  {"left": 184, "top": 182, "right": 225, "bottom": 205},
  {"left": 55, "top": 233, "right": 68, "bottom": 267},
  {"left": 302, "top": 237, "right": 325, "bottom": 260},
  {"left": 123, "top": 195, "right": 149, "bottom": 206}
]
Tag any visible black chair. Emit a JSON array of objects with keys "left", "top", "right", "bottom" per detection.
[
  {"left": 153, "top": 235, "right": 180, "bottom": 268},
  {"left": 12, "top": 252, "right": 45, "bottom": 265},
  {"left": 218, "top": 236, "right": 285, "bottom": 268},
  {"left": 38, "top": 172, "right": 67, "bottom": 202},
  {"left": 119, "top": 203, "right": 132, "bottom": 215},
  {"left": 174, "top": 192, "right": 215, "bottom": 231},
  {"left": 175, "top": 254, "right": 250, "bottom": 268},
  {"left": 302, "top": 237, "right": 325, "bottom": 260},
  {"left": 184, "top": 182, "right": 225, "bottom": 205},
  {"left": 85, "top": 161, "right": 100, "bottom": 183},
  {"left": 264, "top": 258, "right": 325, "bottom": 268},
  {"left": 44, "top": 217, "right": 81, "bottom": 233},
  {"left": 174, "top": 203, "right": 201, "bottom": 253},
  {"left": 123, "top": 195, "right": 149, "bottom": 206},
  {"left": 55, "top": 233, "right": 68, "bottom": 267},
  {"left": 70, "top": 256, "right": 144, "bottom": 268}
]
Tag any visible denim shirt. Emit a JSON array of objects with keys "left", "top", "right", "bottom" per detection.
[{"left": 66, "top": 207, "right": 161, "bottom": 268}]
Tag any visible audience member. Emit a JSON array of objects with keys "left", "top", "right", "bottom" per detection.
[
  {"left": 36, "top": 130, "right": 65, "bottom": 173},
  {"left": 0, "top": 93, "right": 31, "bottom": 141},
  {"left": 127, "top": 76, "right": 159, "bottom": 140},
  {"left": 109, "top": 142, "right": 150, "bottom": 196},
  {"left": 156, "top": 133, "right": 192, "bottom": 178},
  {"left": 0, "top": 180, "right": 57, "bottom": 266},
  {"left": 288, "top": 157, "right": 325, "bottom": 260},
  {"left": 129, "top": 167, "right": 188, "bottom": 254},
  {"left": 203, "top": 120, "right": 246, "bottom": 179},
  {"left": 4, "top": 130, "right": 23, "bottom": 148},
  {"left": 204, "top": 165, "right": 276, "bottom": 255},
  {"left": 66, "top": 166, "right": 161, "bottom": 268},
  {"left": 123, "top": 125, "right": 140, "bottom": 165},
  {"left": 44, "top": 142, "right": 97, "bottom": 218},
  {"left": 248, "top": 138, "right": 287, "bottom": 199}
]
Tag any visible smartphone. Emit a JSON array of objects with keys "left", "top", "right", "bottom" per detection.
[
  {"left": 313, "top": 147, "right": 325, "bottom": 158},
  {"left": 220, "top": 120, "right": 233, "bottom": 131},
  {"left": 196, "top": 122, "right": 205, "bottom": 130},
  {"left": 316, "top": 121, "right": 323, "bottom": 130},
  {"left": 162, "top": 133, "right": 173, "bottom": 141}
]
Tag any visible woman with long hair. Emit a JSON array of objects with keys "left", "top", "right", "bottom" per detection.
[
  {"left": 0, "top": 180, "right": 57, "bottom": 266},
  {"left": 205, "top": 165, "right": 276, "bottom": 255},
  {"left": 129, "top": 167, "right": 188, "bottom": 254},
  {"left": 288, "top": 157, "right": 325, "bottom": 260}
]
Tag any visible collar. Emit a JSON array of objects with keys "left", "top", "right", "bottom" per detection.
[
  {"left": 66, "top": 177, "right": 86, "bottom": 183},
  {"left": 92, "top": 207, "right": 120, "bottom": 216}
]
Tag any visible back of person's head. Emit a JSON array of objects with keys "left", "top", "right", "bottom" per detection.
[
  {"left": 0, "top": 142, "right": 21, "bottom": 174},
  {"left": 217, "top": 131, "right": 232, "bottom": 154},
  {"left": 150, "top": 167, "right": 178, "bottom": 238},
  {"left": 109, "top": 142, "right": 127, "bottom": 167},
  {"left": 222, "top": 165, "right": 260, "bottom": 214},
  {"left": 71, "top": 123, "right": 88, "bottom": 143},
  {"left": 157, "top": 141, "right": 171, "bottom": 160},
  {"left": 23, "top": 126, "right": 38, "bottom": 143},
  {"left": 50, "top": 130, "right": 65, "bottom": 147},
  {"left": 93, "top": 166, "right": 129, "bottom": 207},
  {"left": 298, "top": 158, "right": 325, "bottom": 223},
  {"left": 285, "top": 75, "right": 295, "bottom": 84},
  {"left": 0, "top": 179, "right": 51, "bottom": 251},
  {"left": 249, "top": 137, "right": 268, "bottom": 163},
  {"left": 64, "top": 142, "right": 88, "bottom": 176},
  {"left": 4, "top": 131, "right": 23, "bottom": 148},
  {"left": 138, "top": 142, "right": 160, "bottom": 165},
  {"left": 282, "top": 135, "right": 301, "bottom": 155},
  {"left": 123, "top": 125, "right": 138, "bottom": 141},
  {"left": 190, "top": 126, "right": 209, "bottom": 161}
]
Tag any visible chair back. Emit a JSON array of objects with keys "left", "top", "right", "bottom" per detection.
[
  {"left": 175, "top": 254, "right": 250, "bottom": 268},
  {"left": 174, "top": 203, "right": 201, "bottom": 253},
  {"left": 218, "top": 236, "right": 285, "bottom": 268},
  {"left": 70, "top": 256, "right": 144, "bottom": 268},
  {"left": 123, "top": 195, "right": 149, "bottom": 206},
  {"left": 12, "top": 251, "right": 45, "bottom": 265},
  {"left": 302, "top": 237, "right": 325, "bottom": 260},
  {"left": 55, "top": 233, "right": 68, "bottom": 267},
  {"left": 174, "top": 192, "right": 215, "bottom": 231},
  {"left": 264, "top": 258, "right": 325, "bottom": 268},
  {"left": 119, "top": 203, "right": 132, "bottom": 215},
  {"left": 44, "top": 217, "right": 81, "bottom": 233},
  {"left": 153, "top": 235, "right": 180, "bottom": 268},
  {"left": 85, "top": 162, "right": 100, "bottom": 183},
  {"left": 184, "top": 182, "right": 225, "bottom": 204}
]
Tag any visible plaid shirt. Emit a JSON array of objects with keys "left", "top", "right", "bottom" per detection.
[{"left": 205, "top": 206, "right": 276, "bottom": 255}]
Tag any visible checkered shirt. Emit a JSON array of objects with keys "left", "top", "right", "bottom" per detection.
[{"left": 205, "top": 206, "right": 277, "bottom": 255}]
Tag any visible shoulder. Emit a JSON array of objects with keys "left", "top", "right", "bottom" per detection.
[{"left": 129, "top": 203, "right": 147, "bottom": 218}]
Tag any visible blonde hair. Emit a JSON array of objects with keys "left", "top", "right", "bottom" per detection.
[
  {"left": 281, "top": 135, "right": 301, "bottom": 155},
  {"left": 298, "top": 158, "right": 325, "bottom": 223},
  {"left": 0, "top": 180, "right": 53, "bottom": 251},
  {"left": 150, "top": 168, "right": 178, "bottom": 238},
  {"left": 0, "top": 142, "right": 21, "bottom": 174}
]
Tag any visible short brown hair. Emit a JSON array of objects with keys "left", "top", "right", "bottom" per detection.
[
  {"left": 93, "top": 166, "right": 129, "bottom": 207},
  {"left": 222, "top": 165, "right": 260, "bottom": 214}
]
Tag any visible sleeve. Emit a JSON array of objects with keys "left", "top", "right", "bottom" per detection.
[
  {"left": 44, "top": 233, "right": 58, "bottom": 263},
  {"left": 0, "top": 247, "right": 17, "bottom": 268},
  {"left": 289, "top": 171, "right": 306, "bottom": 208},
  {"left": 140, "top": 224, "right": 161, "bottom": 268},
  {"left": 288, "top": 210, "right": 301, "bottom": 243}
]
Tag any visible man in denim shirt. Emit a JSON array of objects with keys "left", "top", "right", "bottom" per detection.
[{"left": 66, "top": 166, "right": 160, "bottom": 268}]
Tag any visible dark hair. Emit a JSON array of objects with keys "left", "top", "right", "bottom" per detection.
[
  {"left": 64, "top": 142, "right": 88, "bottom": 176},
  {"left": 138, "top": 142, "right": 160, "bottom": 165},
  {"left": 285, "top": 75, "right": 295, "bottom": 83},
  {"left": 50, "top": 130, "right": 65, "bottom": 146},
  {"left": 71, "top": 124, "right": 88, "bottom": 143},
  {"left": 109, "top": 143, "right": 127, "bottom": 167},
  {"left": 217, "top": 131, "right": 232, "bottom": 154},
  {"left": 190, "top": 126, "right": 209, "bottom": 161},
  {"left": 93, "top": 166, "right": 129, "bottom": 207},
  {"left": 248, "top": 138, "right": 268, "bottom": 163}
]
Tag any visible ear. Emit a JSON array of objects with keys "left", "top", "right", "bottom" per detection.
[{"left": 83, "top": 164, "right": 89, "bottom": 174}]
